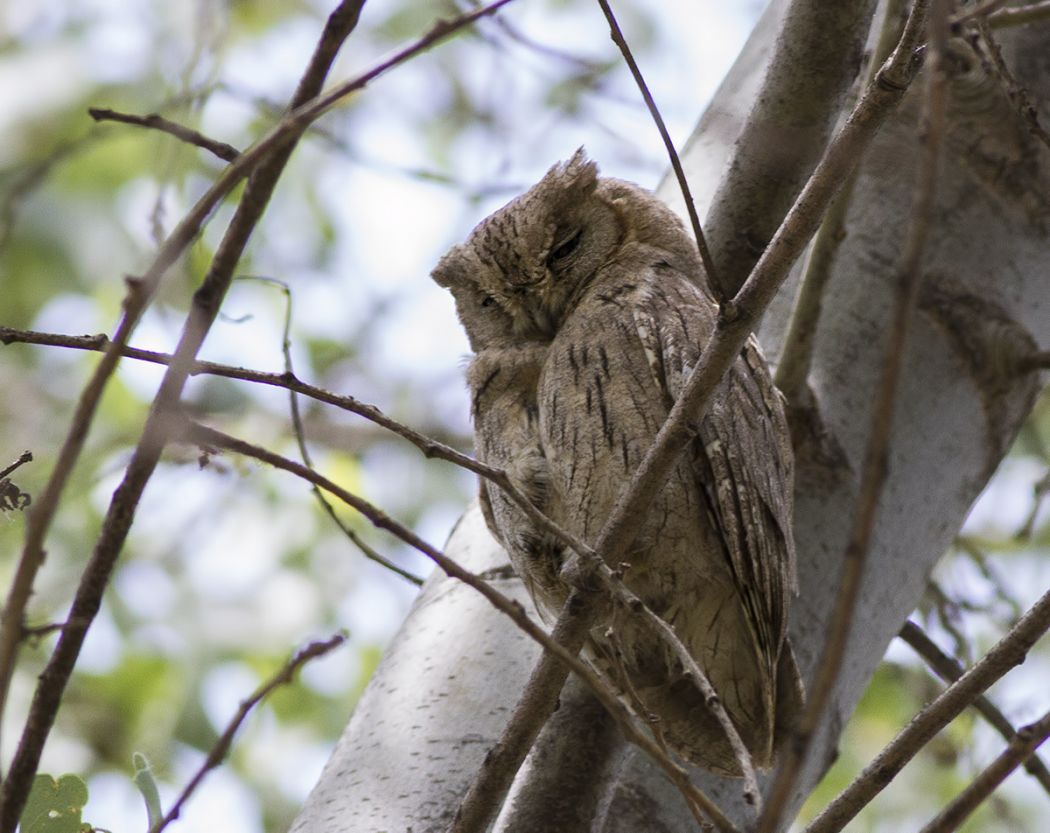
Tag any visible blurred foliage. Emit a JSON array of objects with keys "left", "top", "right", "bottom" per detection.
[{"left": 0, "top": 1, "right": 1047, "bottom": 832}]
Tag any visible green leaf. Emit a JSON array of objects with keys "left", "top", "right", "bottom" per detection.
[{"left": 21, "top": 773, "right": 89, "bottom": 833}]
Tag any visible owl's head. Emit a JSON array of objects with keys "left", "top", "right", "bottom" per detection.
[{"left": 432, "top": 149, "right": 627, "bottom": 349}]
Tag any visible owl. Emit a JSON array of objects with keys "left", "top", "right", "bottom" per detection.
[{"left": 432, "top": 150, "right": 802, "bottom": 776}]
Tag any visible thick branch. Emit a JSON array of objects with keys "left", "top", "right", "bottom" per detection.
[
  {"left": 759, "top": 2, "right": 943, "bottom": 827},
  {"left": 702, "top": 0, "right": 879, "bottom": 296}
]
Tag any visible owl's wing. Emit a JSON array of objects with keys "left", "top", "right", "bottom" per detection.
[{"left": 632, "top": 273, "right": 797, "bottom": 667}]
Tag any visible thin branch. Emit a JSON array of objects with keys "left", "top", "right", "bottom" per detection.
[
  {"left": 969, "top": 19, "right": 1050, "bottom": 153},
  {"left": 240, "top": 277, "right": 424, "bottom": 585},
  {"left": 0, "top": 452, "right": 32, "bottom": 482},
  {"left": 177, "top": 418, "right": 734, "bottom": 833},
  {"left": 759, "top": 2, "right": 941, "bottom": 828},
  {"left": 0, "top": 326, "right": 602, "bottom": 577},
  {"left": 594, "top": 0, "right": 719, "bottom": 295},
  {"left": 0, "top": 326, "right": 493, "bottom": 479},
  {"left": 0, "top": 1, "right": 371, "bottom": 825},
  {"left": 898, "top": 620, "right": 1050, "bottom": 795},
  {"left": 917, "top": 709, "right": 1050, "bottom": 833},
  {"left": 804, "top": 585, "right": 1050, "bottom": 833},
  {"left": 950, "top": 0, "right": 1010, "bottom": 26},
  {"left": 87, "top": 107, "right": 241, "bottom": 162},
  {"left": 988, "top": 1, "right": 1050, "bottom": 28},
  {"left": 775, "top": 0, "right": 909, "bottom": 403},
  {"left": 1015, "top": 350, "right": 1050, "bottom": 374},
  {"left": 149, "top": 633, "right": 346, "bottom": 833},
  {"left": 632, "top": 592, "right": 763, "bottom": 808}
]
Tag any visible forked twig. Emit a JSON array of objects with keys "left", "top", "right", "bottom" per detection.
[{"left": 916, "top": 709, "right": 1050, "bottom": 833}]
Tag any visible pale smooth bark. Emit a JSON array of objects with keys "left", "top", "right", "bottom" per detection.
[{"left": 291, "top": 2, "right": 1049, "bottom": 830}]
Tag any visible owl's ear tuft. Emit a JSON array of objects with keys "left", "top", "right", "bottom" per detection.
[
  {"left": 561, "top": 147, "right": 599, "bottom": 193},
  {"left": 537, "top": 148, "right": 599, "bottom": 199},
  {"left": 431, "top": 249, "right": 464, "bottom": 288}
]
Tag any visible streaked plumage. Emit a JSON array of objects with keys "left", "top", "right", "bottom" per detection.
[{"left": 433, "top": 150, "right": 802, "bottom": 774}]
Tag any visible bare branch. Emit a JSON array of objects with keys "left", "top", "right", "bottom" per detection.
[
  {"left": 0, "top": 452, "right": 32, "bottom": 482},
  {"left": 950, "top": 0, "right": 1010, "bottom": 26},
  {"left": 87, "top": 107, "right": 241, "bottom": 162},
  {"left": 594, "top": 0, "right": 719, "bottom": 295},
  {"left": 804, "top": 585, "right": 1050, "bottom": 833},
  {"left": 0, "top": 1, "right": 369, "bottom": 825},
  {"left": 149, "top": 634, "right": 346, "bottom": 833},
  {"left": 988, "top": 1, "right": 1050, "bottom": 28},
  {"left": 917, "top": 709, "right": 1050, "bottom": 833},
  {"left": 898, "top": 620, "right": 1050, "bottom": 795},
  {"left": 241, "top": 276, "right": 424, "bottom": 585},
  {"left": 176, "top": 418, "right": 733, "bottom": 832}
]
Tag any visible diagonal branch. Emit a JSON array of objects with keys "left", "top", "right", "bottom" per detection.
[
  {"left": 988, "top": 1, "right": 1050, "bottom": 28},
  {"left": 150, "top": 634, "right": 346, "bottom": 833},
  {"left": 177, "top": 418, "right": 734, "bottom": 833},
  {"left": 898, "top": 620, "right": 1050, "bottom": 795},
  {"left": 916, "top": 708, "right": 1050, "bottom": 833},
  {"left": 595, "top": 0, "right": 719, "bottom": 295},
  {"left": 804, "top": 585, "right": 1050, "bottom": 833}
]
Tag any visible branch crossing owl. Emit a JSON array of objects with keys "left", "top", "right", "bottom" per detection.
[{"left": 432, "top": 150, "right": 803, "bottom": 775}]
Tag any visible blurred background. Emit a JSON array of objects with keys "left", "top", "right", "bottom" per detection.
[{"left": 0, "top": 1, "right": 1047, "bottom": 831}]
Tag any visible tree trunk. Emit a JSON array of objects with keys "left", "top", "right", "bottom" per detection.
[{"left": 290, "top": 2, "right": 1049, "bottom": 829}]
